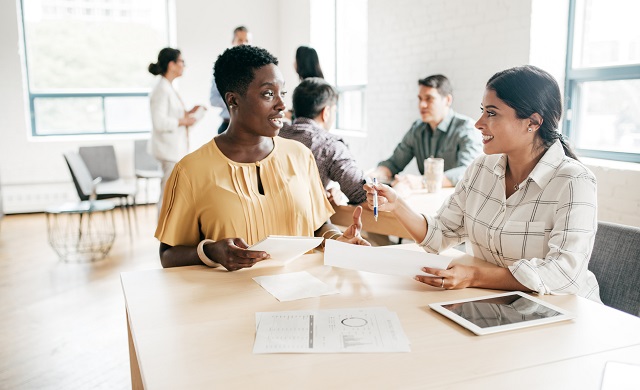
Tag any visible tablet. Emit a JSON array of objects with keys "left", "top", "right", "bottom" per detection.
[{"left": 429, "top": 291, "right": 574, "bottom": 335}]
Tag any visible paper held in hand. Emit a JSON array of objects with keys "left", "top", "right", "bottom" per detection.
[
  {"left": 249, "top": 235, "right": 323, "bottom": 264},
  {"left": 324, "top": 239, "right": 452, "bottom": 276},
  {"left": 190, "top": 106, "right": 207, "bottom": 121}
]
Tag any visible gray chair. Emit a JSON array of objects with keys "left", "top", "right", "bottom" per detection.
[
  {"left": 134, "top": 140, "right": 162, "bottom": 205},
  {"left": 64, "top": 151, "right": 137, "bottom": 238},
  {"left": 79, "top": 145, "right": 121, "bottom": 182},
  {"left": 588, "top": 221, "right": 640, "bottom": 316}
]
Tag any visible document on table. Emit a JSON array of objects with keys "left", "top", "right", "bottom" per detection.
[
  {"left": 601, "top": 361, "right": 640, "bottom": 390},
  {"left": 252, "top": 271, "right": 339, "bottom": 302},
  {"left": 324, "top": 239, "right": 452, "bottom": 277},
  {"left": 250, "top": 235, "right": 323, "bottom": 264},
  {"left": 254, "top": 307, "right": 410, "bottom": 353}
]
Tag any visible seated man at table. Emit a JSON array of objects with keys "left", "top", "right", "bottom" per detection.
[
  {"left": 279, "top": 77, "right": 367, "bottom": 205},
  {"left": 369, "top": 74, "right": 482, "bottom": 191}
]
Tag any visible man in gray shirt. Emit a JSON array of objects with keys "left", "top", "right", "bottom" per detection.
[
  {"left": 370, "top": 75, "right": 482, "bottom": 189},
  {"left": 210, "top": 26, "right": 252, "bottom": 134},
  {"left": 279, "top": 78, "right": 367, "bottom": 204}
]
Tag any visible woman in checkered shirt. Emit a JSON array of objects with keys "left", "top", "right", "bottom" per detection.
[{"left": 364, "top": 65, "right": 600, "bottom": 302}]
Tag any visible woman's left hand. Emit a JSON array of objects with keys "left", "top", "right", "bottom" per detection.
[
  {"left": 337, "top": 206, "right": 370, "bottom": 246},
  {"left": 188, "top": 105, "right": 203, "bottom": 114},
  {"left": 415, "top": 264, "right": 476, "bottom": 289}
]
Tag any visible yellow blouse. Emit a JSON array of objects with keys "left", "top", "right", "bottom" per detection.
[{"left": 155, "top": 136, "right": 335, "bottom": 247}]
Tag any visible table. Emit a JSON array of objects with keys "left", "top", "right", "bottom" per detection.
[
  {"left": 331, "top": 187, "right": 455, "bottom": 239},
  {"left": 45, "top": 200, "right": 116, "bottom": 262},
  {"left": 121, "top": 246, "right": 640, "bottom": 389}
]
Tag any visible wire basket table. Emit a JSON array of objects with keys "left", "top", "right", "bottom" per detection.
[{"left": 45, "top": 200, "right": 116, "bottom": 262}]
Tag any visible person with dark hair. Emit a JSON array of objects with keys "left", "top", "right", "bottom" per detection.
[
  {"left": 370, "top": 74, "right": 482, "bottom": 191},
  {"left": 364, "top": 65, "right": 600, "bottom": 302},
  {"left": 156, "top": 45, "right": 369, "bottom": 270},
  {"left": 294, "top": 46, "right": 324, "bottom": 80},
  {"left": 279, "top": 77, "right": 366, "bottom": 205},
  {"left": 210, "top": 26, "right": 253, "bottom": 135},
  {"left": 148, "top": 47, "right": 203, "bottom": 211}
]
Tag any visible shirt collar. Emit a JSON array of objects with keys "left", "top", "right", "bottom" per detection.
[
  {"left": 492, "top": 139, "right": 566, "bottom": 187},
  {"left": 433, "top": 110, "right": 454, "bottom": 133},
  {"left": 292, "top": 117, "right": 321, "bottom": 130},
  {"left": 528, "top": 140, "right": 566, "bottom": 188}
]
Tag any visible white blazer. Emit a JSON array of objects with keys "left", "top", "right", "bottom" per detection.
[{"left": 149, "top": 77, "right": 189, "bottom": 163}]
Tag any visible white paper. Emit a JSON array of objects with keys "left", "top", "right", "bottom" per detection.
[
  {"left": 601, "top": 361, "right": 640, "bottom": 390},
  {"left": 324, "top": 239, "right": 452, "bottom": 276},
  {"left": 254, "top": 307, "right": 410, "bottom": 353},
  {"left": 252, "top": 271, "right": 339, "bottom": 302},
  {"left": 250, "top": 235, "right": 323, "bottom": 264},
  {"left": 190, "top": 106, "right": 206, "bottom": 121}
]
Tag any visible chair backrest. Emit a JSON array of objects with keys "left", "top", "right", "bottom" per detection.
[
  {"left": 63, "top": 151, "right": 94, "bottom": 201},
  {"left": 588, "top": 221, "right": 640, "bottom": 316},
  {"left": 134, "top": 139, "right": 161, "bottom": 172},
  {"left": 79, "top": 145, "right": 120, "bottom": 182}
]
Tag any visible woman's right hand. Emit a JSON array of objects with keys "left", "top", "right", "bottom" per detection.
[
  {"left": 363, "top": 182, "right": 399, "bottom": 212},
  {"left": 204, "top": 238, "right": 270, "bottom": 271},
  {"left": 179, "top": 116, "right": 197, "bottom": 127}
]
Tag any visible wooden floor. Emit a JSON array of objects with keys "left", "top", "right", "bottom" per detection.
[{"left": 0, "top": 205, "right": 161, "bottom": 390}]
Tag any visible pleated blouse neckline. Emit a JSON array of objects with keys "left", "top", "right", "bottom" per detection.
[{"left": 211, "top": 136, "right": 277, "bottom": 166}]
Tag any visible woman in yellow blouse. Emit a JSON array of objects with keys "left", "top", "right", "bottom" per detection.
[{"left": 155, "top": 45, "right": 369, "bottom": 270}]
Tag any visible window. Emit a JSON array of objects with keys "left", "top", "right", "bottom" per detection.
[
  {"left": 19, "top": 0, "right": 171, "bottom": 136},
  {"left": 564, "top": 0, "right": 640, "bottom": 162},
  {"left": 311, "top": 0, "right": 367, "bottom": 131}
]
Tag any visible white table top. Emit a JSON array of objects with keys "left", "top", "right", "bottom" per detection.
[{"left": 122, "top": 247, "right": 640, "bottom": 389}]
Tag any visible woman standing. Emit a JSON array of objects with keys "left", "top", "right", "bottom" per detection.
[
  {"left": 148, "top": 48, "right": 202, "bottom": 210},
  {"left": 365, "top": 65, "right": 601, "bottom": 302}
]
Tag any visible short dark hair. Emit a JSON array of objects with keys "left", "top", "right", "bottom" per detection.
[
  {"left": 233, "top": 25, "right": 248, "bottom": 36},
  {"left": 292, "top": 77, "right": 338, "bottom": 119},
  {"left": 213, "top": 45, "right": 278, "bottom": 106},
  {"left": 418, "top": 74, "right": 453, "bottom": 98},
  {"left": 486, "top": 65, "right": 577, "bottom": 159},
  {"left": 148, "top": 47, "right": 180, "bottom": 76},
  {"left": 295, "top": 46, "right": 324, "bottom": 80}
]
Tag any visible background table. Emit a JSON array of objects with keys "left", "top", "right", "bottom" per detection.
[
  {"left": 331, "top": 187, "right": 455, "bottom": 239},
  {"left": 45, "top": 200, "right": 116, "bottom": 262},
  {"left": 121, "top": 246, "right": 640, "bottom": 389}
]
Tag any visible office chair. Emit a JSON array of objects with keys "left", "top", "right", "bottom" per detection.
[
  {"left": 64, "top": 151, "right": 137, "bottom": 238},
  {"left": 134, "top": 139, "right": 162, "bottom": 205},
  {"left": 588, "top": 221, "right": 640, "bottom": 317}
]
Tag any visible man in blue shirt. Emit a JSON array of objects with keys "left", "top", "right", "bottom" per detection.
[
  {"left": 210, "top": 26, "right": 252, "bottom": 134},
  {"left": 370, "top": 75, "right": 482, "bottom": 190}
]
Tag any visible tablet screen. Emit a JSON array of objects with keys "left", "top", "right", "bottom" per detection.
[{"left": 429, "top": 292, "right": 573, "bottom": 335}]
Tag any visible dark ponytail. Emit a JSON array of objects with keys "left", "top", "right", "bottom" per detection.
[
  {"left": 148, "top": 47, "right": 181, "bottom": 76},
  {"left": 486, "top": 65, "right": 578, "bottom": 160}
]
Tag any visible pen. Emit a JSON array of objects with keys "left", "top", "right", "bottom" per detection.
[{"left": 373, "top": 178, "right": 378, "bottom": 222}]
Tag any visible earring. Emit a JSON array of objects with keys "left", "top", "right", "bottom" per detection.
[{"left": 528, "top": 128, "right": 533, "bottom": 132}]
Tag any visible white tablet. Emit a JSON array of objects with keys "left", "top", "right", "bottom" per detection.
[{"left": 429, "top": 291, "right": 574, "bottom": 336}]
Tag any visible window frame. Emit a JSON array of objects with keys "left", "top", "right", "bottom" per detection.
[
  {"left": 18, "top": 0, "right": 172, "bottom": 137},
  {"left": 332, "top": 0, "right": 367, "bottom": 133},
  {"left": 563, "top": 0, "right": 640, "bottom": 162}
]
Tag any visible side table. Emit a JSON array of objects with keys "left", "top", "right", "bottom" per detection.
[{"left": 45, "top": 200, "right": 116, "bottom": 262}]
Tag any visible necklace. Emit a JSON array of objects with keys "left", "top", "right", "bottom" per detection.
[{"left": 513, "top": 183, "right": 519, "bottom": 191}]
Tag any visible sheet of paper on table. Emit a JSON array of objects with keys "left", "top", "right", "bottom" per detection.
[
  {"left": 601, "top": 361, "right": 640, "bottom": 390},
  {"left": 252, "top": 271, "right": 339, "bottom": 302},
  {"left": 254, "top": 307, "right": 410, "bottom": 353},
  {"left": 249, "top": 235, "right": 323, "bottom": 264},
  {"left": 324, "top": 239, "right": 452, "bottom": 277}
]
